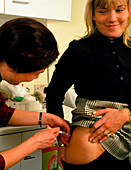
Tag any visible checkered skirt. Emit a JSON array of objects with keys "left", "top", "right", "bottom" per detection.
[{"left": 71, "top": 97, "right": 131, "bottom": 160}]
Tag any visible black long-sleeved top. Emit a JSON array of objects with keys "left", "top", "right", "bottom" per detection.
[{"left": 46, "top": 33, "right": 131, "bottom": 118}]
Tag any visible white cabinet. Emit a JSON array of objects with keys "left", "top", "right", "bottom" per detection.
[
  {"left": 0, "top": 0, "right": 4, "bottom": 13},
  {"left": 21, "top": 130, "right": 42, "bottom": 170},
  {"left": 0, "top": 126, "right": 44, "bottom": 170},
  {"left": 1, "top": 0, "right": 72, "bottom": 21},
  {"left": 0, "top": 133, "right": 21, "bottom": 170},
  {"left": 0, "top": 133, "right": 21, "bottom": 150}
]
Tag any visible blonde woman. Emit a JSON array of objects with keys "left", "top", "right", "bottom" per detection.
[{"left": 46, "top": 0, "right": 131, "bottom": 169}]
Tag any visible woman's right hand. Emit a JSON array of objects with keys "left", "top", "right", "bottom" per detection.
[
  {"left": 32, "top": 125, "right": 60, "bottom": 150},
  {"left": 57, "top": 146, "right": 66, "bottom": 169}
]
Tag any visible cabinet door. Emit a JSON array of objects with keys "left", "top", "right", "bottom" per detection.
[
  {"left": 0, "top": 133, "right": 21, "bottom": 170},
  {"left": 5, "top": 0, "right": 72, "bottom": 21},
  {"left": 21, "top": 130, "right": 42, "bottom": 170},
  {"left": 0, "top": 0, "right": 4, "bottom": 13}
]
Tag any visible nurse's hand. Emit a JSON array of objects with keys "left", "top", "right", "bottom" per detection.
[
  {"left": 32, "top": 125, "right": 60, "bottom": 149},
  {"left": 89, "top": 108, "right": 130, "bottom": 143},
  {"left": 42, "top": 113, "right": 70, "bottom": 145},
  {"left": 42, "top": 113, "right": 70, "bottom": 132}
]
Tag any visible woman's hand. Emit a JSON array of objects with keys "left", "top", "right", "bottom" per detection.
[
  {"left": 33, "top": 125, "right": 60, "bottom": 149},
  {"left": 57, "top": 146, "right": 66, "bottom": 169},
  {"left": 57, "top": 133, "right": 71, "bottom": 169},
  {"left": 89, "top": 108, "right": 130, "bottom": 143}
]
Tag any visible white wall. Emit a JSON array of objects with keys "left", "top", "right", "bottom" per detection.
[
  {"left": 22, "top": 0, "right": 87, "bottom": 93},
  {"left": 1, "top": 0, "right": 131, "bottom": 94}
]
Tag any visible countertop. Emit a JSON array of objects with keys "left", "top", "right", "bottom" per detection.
[{"left": 0, "top": 125, "right": 46, "bottom": 136}]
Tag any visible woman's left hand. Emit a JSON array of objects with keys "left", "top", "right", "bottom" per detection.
[{"left": 89, "top": 108, "right": 129, "bottom": 143}]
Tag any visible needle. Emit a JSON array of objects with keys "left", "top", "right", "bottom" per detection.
[
  {"left": 48, "top": 126, "right": 71, "bottom": 137},
  {"left": 59, "top": 131, "right": 71, "bottom": 137}
]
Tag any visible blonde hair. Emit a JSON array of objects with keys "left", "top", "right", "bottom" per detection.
[{"left": 84, "top": 0, "right": 131, "bottom": 47}]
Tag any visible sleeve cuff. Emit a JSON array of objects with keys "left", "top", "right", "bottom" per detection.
[{"left": 0, "top": 154, "right": 5, "bottom": 170}]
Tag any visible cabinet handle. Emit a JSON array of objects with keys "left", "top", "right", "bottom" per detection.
[
  {"left": 12, "top": 0, "right": 30, "bottom": 4},
  {"left": 24, "top": 156, "right": 35, "bottom": 160}
]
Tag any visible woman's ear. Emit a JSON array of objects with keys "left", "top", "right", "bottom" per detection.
[
  {"left": 3, "top": 62, "right": 14, "bottom": 73},
  {"left": 93, "top": 15, "right": 95, "bottom": 21},
  {"left": 7, "top": 65, "right": 14, "bottom": 72}
]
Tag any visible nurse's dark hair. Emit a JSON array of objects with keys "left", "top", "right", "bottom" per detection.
[{"left": 0, "top": 17, "right": 59, "bottom": 73}]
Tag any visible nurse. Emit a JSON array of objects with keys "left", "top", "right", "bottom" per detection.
[{"left": 0, "top": 17, "right": 70, "bottom": 169}]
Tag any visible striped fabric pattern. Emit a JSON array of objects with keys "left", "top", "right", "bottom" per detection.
[{"left": 71, "top": 97, "right": 131, "bottom": 160}]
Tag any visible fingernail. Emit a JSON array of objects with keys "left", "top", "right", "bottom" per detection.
[
  {"left": 92, "top": 140, "right": 96, "bottom": 143},
  {"left": 93, "top": 111, "right": 96, "bottom": 115},
  {"left": 89, "top": 138, "right": 93, "bottom": 142}
]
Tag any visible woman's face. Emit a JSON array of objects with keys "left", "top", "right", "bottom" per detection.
[
  {"left": 8, "top": 69, "right": 46, "bottom": 85},
  {"left": 93, "top": 0, "right": 129, "bottom": 38},
  {"left": 1, "top": 62, "right": 46, "bottom": 85}
]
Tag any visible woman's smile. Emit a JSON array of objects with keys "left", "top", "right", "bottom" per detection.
[{"left": 93, "top": 1, "right": 129, "bottom": 38}]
